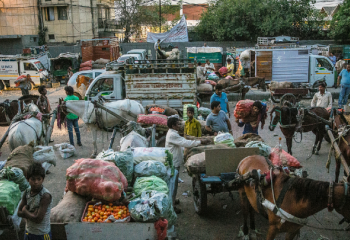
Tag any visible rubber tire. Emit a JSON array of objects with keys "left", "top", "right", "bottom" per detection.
[
  {"left": 0, "top": 81, "right": 4, "bottom": 91},
  {"left": 192, "top": 174, "right": 207, "bottom": 215},
  {"left": 270, "top": 94, "right": 281, "bottom": 103},
  {"left": 73, "top": 92, "right": 83, "bottom": 100},
  {"left": 281, "top": 93, "right": 297, "bottom": 106}
]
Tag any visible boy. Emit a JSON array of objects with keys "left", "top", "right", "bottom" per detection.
[
  {"left": 37, "top": 85, "right": 51, "bottom": 114},
  {"left": 184, "top": 107, "right": 202, "bottom": 137},
  {"left": 18, "top": 163, "right": 52, "bottom": 240},
  {"left": 64, "top": 86, "right": 82, "bottom": 146},
  {"left": 206, "top": 101, "right": 232, "bottom": 135}
]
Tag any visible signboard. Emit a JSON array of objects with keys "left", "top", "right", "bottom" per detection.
[{"left": 147, "top": 15, "right": 188, "bottom": 43}]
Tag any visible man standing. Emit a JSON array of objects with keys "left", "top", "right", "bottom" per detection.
[
  {"left": 226, "top": 58, "right": 235, "bottom": 77},
  {"left": 184, "top": 107, "right": 202, "bottom": 137},
  {"left": 205, "top": 59, "right": 215, "bottom": 74},
  {"left": 235, "top": 101, "right": 267, "bottom": 135},
  {"left": 336, "top": 56, "right": 346, "bottom": 74},
  {"left": 311, "top": 83, "right": 332, "bottom": 109},
  {"left": 64, "top": 86, "right": 82, "bottom": 146},
  {"left": 196, "top": 62, "right": 206, "bottom": 83},
  {"left": 210, "top": 84, "right": 230, "bottom": 117},
  {"left": 329, "top": 52, "right": 337, "bottom": 66},
  {"left": 206, "top": 101, "right": 232, "bottom": 135},
  {"left": 17, "top": 74, "right": 35, "bottom": 96},
  {"left": 338, "top": 64, "right": 350, "bottom": 108},
  {"left": 165, "top": 116, "right": 203, "bottom": 211}
]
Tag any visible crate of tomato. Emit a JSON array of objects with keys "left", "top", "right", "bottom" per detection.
[{"left": 81, "top": 201, "right": 130, "bottom": 223}]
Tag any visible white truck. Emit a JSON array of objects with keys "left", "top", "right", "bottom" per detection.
[
  {"left": 85, "top": 60, "right": 197, "bottom": 109},
  {"left": 0, "top": 54, "right": 50, "bottom": 90},
  {"left": 248, "top": 48, "right": 336, "bottom": 86}
]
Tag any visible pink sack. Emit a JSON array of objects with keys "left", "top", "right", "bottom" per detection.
[
  {"left": 79, "top": 67, "right": 92, "bottom": 71},
  {"left": 137, "top": 114, "right": 168, "bottom": 126},
  {"left": 234, "top": 100, "right": 254, "bottom": 119},
  {"left": 225, "top": 76, "right": 233, "bottom": 80},
  {"left": 205, "top": 80, "right": 217, "bottom": 86},
  {"left": 219, "top": 67, "right": 228, "bottom": 77},
  {"left": 269, "top": 148, "right": 302, "bottom": 168},
  {"left": 80, "top": 60, "right": 93, "bottom": 68},
  {"left": 66, "top": 159, "right": 128, "bottom": 201}
]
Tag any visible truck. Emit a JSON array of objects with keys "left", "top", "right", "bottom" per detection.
[
  {"left": 240, "top": 48, "right": 336, "bottom": 87},
  {"left": 50, "top": 53, "right": 80, "bottom": 84},
  {"left": 0, "top": 53, "right": 50, "bottom": 90},
  {"left": 85, "top": 59, "right": 197, "bottom": 109}
]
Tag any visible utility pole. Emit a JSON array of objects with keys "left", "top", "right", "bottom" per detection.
[{"left": 159, "top": 0, "right": 161, "bottom": 33}]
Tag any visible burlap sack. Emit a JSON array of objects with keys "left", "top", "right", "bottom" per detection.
[
  {"left": 184, "top": 135, "right": 215, "bottom": 145},
  {"left": 234, "top": 133, "right": 264, "bottom": 147},
  {"left": 50, "top": 191, "right": 89, "bottom": 223},
  {"left": 185, "top": 152, "right": 206, "bottom": 174},
  {"left": 270, "top": 81, "right": 293, "bottom": 90},
  {"left": 6, "top": 142, "right": 35, "bottom": 177}
]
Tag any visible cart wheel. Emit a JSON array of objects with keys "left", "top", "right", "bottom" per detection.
[
  {"left": 192, "top": 174, "right": 207, "bottom": 214},
  {"left": 270, "top": 94, "right": 281, "bottom": 103},
  {"left": 156, "top": 136, "right": 166, "bottom": 147},
  {"left": 281, "top": 93, "right": 296, "bottom": 106}
]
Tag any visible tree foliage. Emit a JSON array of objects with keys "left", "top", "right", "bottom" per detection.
[
  {"left": 195, "top": 0, "right": 326, "bottom": 41},
  {"left": 115, "top": 0, "right": 181, "bottom": 42},
  {"left": 329, "top": 0, "right": 350, "bottom": 42}
]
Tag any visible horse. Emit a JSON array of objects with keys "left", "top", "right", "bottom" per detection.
[
  {"left": 218, "top": 77, "right": 266, "bottom": 91},
  {"left": 238, "top": 155, "right": 350, "bottom": 240},
  {"left": 0, "top": 95, "right": 39, "bottom": 126},
  {"left": 57, "top": 98, "right": 144, "bottom": 157},
  {"left": 330, "top": 108, "right": 350, "bottom": 183},
  {"left": 269, "top": 106, "right": 329, "bottom": 155},
  {"left": 8, "top": 103, "right": 44, "bottom": 151}
]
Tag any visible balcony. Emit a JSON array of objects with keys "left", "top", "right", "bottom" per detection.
[{"left": 98, "top": 19, "right": 123, "bottom": 33}]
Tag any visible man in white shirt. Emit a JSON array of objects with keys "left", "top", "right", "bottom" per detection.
[
  {"left": 196, "top": 62, "right": 207, "bottom": 84},
  {"left": 311, "top": 83, "right": 332, "bottom": 109},
  {"left": 205, "top": 59, "right": 215, "bottom": 74},
  {"left": 203, "top": 43, "right": 209, "bottom": 47},
  {"left": 165, "top": 116, "right": 204, "bottom": 211}
]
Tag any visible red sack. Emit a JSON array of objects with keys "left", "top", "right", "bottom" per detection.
[
  {"left": 205, "top": 80, "right": 217, "bottom": 86},
  {"left": 234, "top": 100, "right": 254, "bottom": 119},
  {"left": 79, "top": 67, "right": 92, "bottom": 71},
  {"left": 66, "top": 159, "right": 128, "bottom": 201},
  {"left": 137, "top": 114, "right": 168, "bottom": 126},
  {"left": 80, "top": 60, "right": 93, "bottom": 68},
  {"left": 219, "top": 67, "right": 228, "bottom": 77},
  {"left": 269, "top": 148, "right": 302, "bottom": 168}
]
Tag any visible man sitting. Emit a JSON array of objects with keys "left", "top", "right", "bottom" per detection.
[
  {"left": 206, "top": 101, "right": 232, "bottom": 135},
  {"left": 184, "top": 107, "right": 202, "bottom": 137},
  {"left": 311, "top": 83, "right": 332, "bottom": 109}
]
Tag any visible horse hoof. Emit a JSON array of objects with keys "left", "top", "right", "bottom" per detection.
[{"left": 90, "top": 153, "right": 97, "bottom": 158}]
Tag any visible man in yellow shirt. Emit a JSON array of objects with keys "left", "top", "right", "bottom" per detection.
[
  {"left": 226, "top": 58, "right": 235, "bottom": 77},
  {"left": 184, "top": 107, "right": 202, "bottom": 137}
]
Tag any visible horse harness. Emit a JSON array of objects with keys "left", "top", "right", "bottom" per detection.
[
  {"left": 0, "top": 100, "right": 15, "bottom": 124},
  {"left": 328, "top": 182, "right": 349, "bottom": 212}
]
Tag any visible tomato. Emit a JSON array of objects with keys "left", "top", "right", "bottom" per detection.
[
  {"left": 94, "top": 217, "right": 98, "bottom": 221},
  {"left": 102, "top": 208, "right": 105, "bottom": 211},
  {"left": 88, "top": 207, "right": 94, "bottom": 212},
  {"left": 82, "top": 219, "right": 87, "bottom": 222},
  {"left": 94, "top": 208, "right": 98, "bottom": 212},
  {"left": 109, "top": 203, "right": 113, "bottom": 206},
  {"left": 88, "top": 205, "right": 93, "bottom": 208},
  {"left": 91, "top": 220, "right": 95, "bottom": 223},
  {"left": 105, "top": 206, "right": 110, "bottom": 209},
  {"left": 95, "top": 213, "right": 100, "bottom": 218},
  {"left": 104, "top": 212, "right": 108, "bottom": 216},
  {"left": 88, "top": 216, "right": 93, "bottom": 219}
]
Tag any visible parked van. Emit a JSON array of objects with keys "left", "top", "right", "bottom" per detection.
[{"left": 0, "top": 55, "right": 50, "bottom": 90}]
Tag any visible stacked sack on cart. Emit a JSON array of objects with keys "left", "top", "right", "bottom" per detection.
[{"left": 0, "top": 142, "right": 57, "bottom": 230}]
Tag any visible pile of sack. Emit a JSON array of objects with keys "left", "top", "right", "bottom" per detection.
[
  {"left": 79, "top": 60, "right": 93, "bottom": 71},
  {"left": 270, "top": 81, "right": 293, "bottom": 91},
  {"left": 145, "top": 104, "right": 178, "bottom": 116},
  {"left": 92, "top": 58, "right": 110, "bottom": 69}
]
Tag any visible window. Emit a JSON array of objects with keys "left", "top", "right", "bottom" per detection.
[
  {"left": 24, "top": 63, "right": 37, "bottom": 71},
  {"left": 316, "top": 58, "right": 333, "bottom": 71},
  {"left": 58, "top": 7, "right": 68, "bottom": 20},
  {"left": 81, "top": 73, "right": 93, "bottom": 79},
  {"left": 48, "top": 34, "right": 55, "bottom": 40},
  {"left": 30, "top": 37, "right": 37, "bottom": 42},
  {"left": 95, "top": 72, "right": 103, "bottom": 78},
  {"left": 45, "top": 7, "right": 55, "bottom": 21},
  {"left": 90, "top": 78, "right": 114, "bottom": 96}
]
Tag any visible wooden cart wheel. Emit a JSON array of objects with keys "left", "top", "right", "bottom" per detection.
[
  {"left": 192, "top": 174, "right": 207, "bottom": 215},
  {"left": 281, "top": 93, "right": 296, "bottom": 106},
  {"left": 270, "top": 94, "right": 281, "bottom": 103}
]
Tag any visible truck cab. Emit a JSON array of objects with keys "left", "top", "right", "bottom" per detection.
[
  {"left": 126, "top": 49, "right": 147, "bottom": 60},
  {"left": 309, "top": 55, "right": 335, "bottom": 87}
]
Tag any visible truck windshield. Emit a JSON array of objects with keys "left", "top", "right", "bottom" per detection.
[
  {"left": 35, "top": 62, "right": 45, "bottom": 71},
  {"left": 90, "top": 78, "right": 114, "bottom": 97},
  {"left": 315, "top": 58, "right": 333, "bottom": 71}
]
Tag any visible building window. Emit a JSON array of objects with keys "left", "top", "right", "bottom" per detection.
[
  {"left": 30, "top": 37, "right": 37, "bottom": 42},
  {"left": 44, "top": 7, "right": 55, "bottom": 21},
  {"left": 58, "top": 7, "right": 68, "bottom": 20},
  {"left": 48, "top": 34, "right": 55, "bottom": 40}
]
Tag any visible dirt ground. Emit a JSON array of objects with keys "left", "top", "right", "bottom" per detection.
[{"left": 0, "top": 88, "right": 348, "bottom": 240}]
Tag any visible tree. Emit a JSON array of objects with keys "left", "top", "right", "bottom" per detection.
[
  {"left": 329, "top": 0, "right": 350, "bottom": 42},
  {"left": 195, "top": 0, "right": 326, "bottom": 41},
  {"left": 114, "top": 0, "right": 181, "bottom": 42}
]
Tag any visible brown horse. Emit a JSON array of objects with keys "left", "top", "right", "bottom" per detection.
[
  {"left": 330, "top": 108, "right": 350, "bottom": 183},
  {"left": 0, "top": 95, "right": 39, "bottom": 126},
  {"left": 269, "top": 106, "right": 329, "bottom": 155},
  {"left": 238, "top": 155, "right": 350, "bottom": 240}
]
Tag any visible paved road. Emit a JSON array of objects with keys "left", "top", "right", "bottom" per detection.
[{"left": 0, "top": 88, "right": 348, "bottom": 240}]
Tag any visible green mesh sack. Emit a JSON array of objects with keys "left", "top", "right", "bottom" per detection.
[
  {"left": 0, "top": 167, "right": 29, "bottom": 192},
  {"left": 133, "top": 176, "right": 169, "bottom": 198},
  {"left": 0, "top": 180, "right": 21, "bottom": 215},
  {"left": 245, "top": 141, "right": 271, "bottom": 158},
  {"left": 214, "top": 132, "right": 236, "bottom": 148}
]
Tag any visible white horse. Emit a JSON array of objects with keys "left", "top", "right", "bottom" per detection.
[
  {"left": 60, "top": 99, "right": 145, "bottom": 157},
  {"left": 8, "top": 103, "right": 43, "bottom": 151}
]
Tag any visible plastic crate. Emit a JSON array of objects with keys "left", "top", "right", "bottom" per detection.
[{"left": 81, "top": 201, "right": 130, "bottom": 223}]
